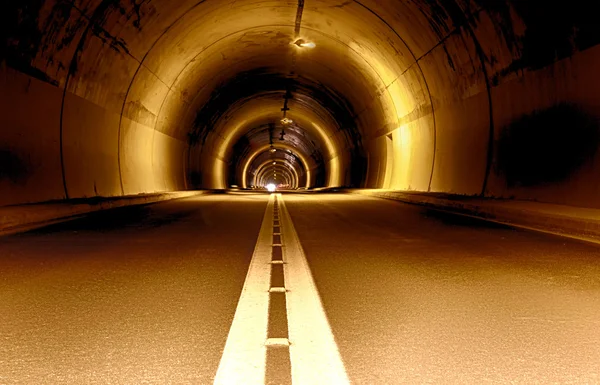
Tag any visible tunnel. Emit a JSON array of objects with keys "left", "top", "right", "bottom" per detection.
[
  {"left": 2, "top": 1, "right": 600, "bottom": 383},
  {"left": 1, "top": 0, "right": 597, "bottom": 204}
]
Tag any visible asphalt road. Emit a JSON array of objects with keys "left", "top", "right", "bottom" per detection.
[
  {"left": 284, "top": 193, "right": 600, "bottom": 384},
  {"left": 2, "top": 192, "right": 600, "bottom": 384},
  {"left": 0, "top": 194, "right": 268, "bottom": 384}
]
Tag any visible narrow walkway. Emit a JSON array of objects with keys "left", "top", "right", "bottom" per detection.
[{"left": 354, "top": 189, "right": 600, "bottom": 244}]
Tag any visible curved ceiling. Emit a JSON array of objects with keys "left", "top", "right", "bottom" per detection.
[{"left": 2, "top": 1, "right": 599, "bottom": 208}]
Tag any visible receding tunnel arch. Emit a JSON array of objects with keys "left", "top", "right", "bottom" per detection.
[
  {"left": 2, "top": 1, "right": 600, "bottom": 209},
  {"left": 257, "top": 164, "right": 295, "bottom": 188},
  {"left": 203, "top": 89, "right": 337, "bottom": 188},
  {"left": 254, "top": 159, "right": 300, "bottom": 189},
  {"left": 241, "top": 143, "right": 313, "bottom": 189},
  {"left": 251, "top": 159, "right": 301, "bottom": 189}
]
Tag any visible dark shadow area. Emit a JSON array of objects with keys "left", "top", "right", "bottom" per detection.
[
  {"left": 23, "top": 204, "right": 198, "bottom": 235},
  {"left": 421, "top": 208, "right": 516, "bottom": 230},
  {"left": 496, "top": 103, "right": 599, "bottom": 187},
  {"left": 0, "top": 148, "right": 29, "bottom": 184}
]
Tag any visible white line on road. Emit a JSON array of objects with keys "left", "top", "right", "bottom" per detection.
[
  {"left": 279, "top": 194, "right": 351, "bottom": 385},
  {"left": 214, "top": 193, "right": 350, "bottom": 385},
  {"left": 265, "top": 338, "right": 291, "bottom": 347},
  {"left": 213, "top": 195, "right": 274, "bottom": 385}
]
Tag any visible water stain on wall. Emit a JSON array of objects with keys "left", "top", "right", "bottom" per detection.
[
  {"left": 495, "top": 104, "right": 599, "bottom": 187},
  {"left": 0, "top": 149, "right": 29, "bottom": 184},
  {"left": 477, "top": 0, "right": 600, "bottom": 84}
]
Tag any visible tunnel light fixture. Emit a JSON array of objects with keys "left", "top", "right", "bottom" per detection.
[
  {"left": 281, "top": 117, "right": 293, "bottom": 125},
  {"left": 273, "top": 162, "right": 276, "bottom": 165},
  {"left": 294, "top": 39, "right": 315, "bottom": 48}
]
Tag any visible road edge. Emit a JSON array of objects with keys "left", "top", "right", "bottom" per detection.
[
  {"left": 0, "top": 191, "right": 211, "bottom": 237},
  {"left": 349, "top": 189, "right": 600, "bottom": 246}
]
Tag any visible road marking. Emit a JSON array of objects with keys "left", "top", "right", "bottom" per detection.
[
  {"left": 279, "top": 194, "right": 351, "bottom": 385},
  {"left": 265, "top": 338, "right": 291, "bottom": 347},
  {"left": 215, "top": 193, "right": 349, "bottom": 385},
  {"left": 213, "top": 195, "right": 275, "bottom": 385}
]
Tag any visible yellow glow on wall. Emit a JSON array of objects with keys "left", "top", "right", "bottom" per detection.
[
  {"left": 399, "top": 123, "right": 413, "bottom": 188},
  {"left": 383, "top": 135, "right": 393, "bottom": 188},
  {"left": 327, "top": 156, "right": 342, "bottom": 187},
  {"left": 311, "top": 122, "right": 336, "bottom": 157},
  {"left": 347, "top": 39, "right": 418, "bottom": 191},
  {"left": 387, "top": 80, "right": 413, "bottom": 120},
  {"left": 388, "top": 124, "right": 413, "bottom": 190},
  {"left": 218, "top": 120, "right": 248, "bottom": 159},
  {"left": 209, "top": 157, "right": 227, "bottom": 189},
  {"left": 310, "top": 121, "right": 343, "bottom": 187}
]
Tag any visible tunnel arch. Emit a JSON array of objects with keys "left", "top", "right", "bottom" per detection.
[
  {"left": 257, "top": 164, "right": 296, "bottom": 188},
  {"left": 249, "top": 157, "right": 303, "bottom": 189},
  {"left": 253, "top": 159, "right": 300, "bottom": 189},
  {"left": 241, "top": 142, "right": 314, "bottom": 189},
  {"left": 2, "top": 1, "right": 600, "bottom": 208}
]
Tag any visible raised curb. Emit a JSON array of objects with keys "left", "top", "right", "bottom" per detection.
[
  {"left": 350, "top": 189, "right": 600, "bottom": 244},
  {"left": 0, "top": 191, "right": 210, "bottom": 237}
]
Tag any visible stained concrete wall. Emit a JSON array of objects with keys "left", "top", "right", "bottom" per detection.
[
  {"left": 0, "top": 66, "right": 65, "bottom": 205},
  {"left": 362, "top": 0, "right": 600, "bottom": 208},
  {"left": 2, "top": 1, "right": 600, "bottom": 209}
]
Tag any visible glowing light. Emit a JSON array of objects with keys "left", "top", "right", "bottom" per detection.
[
  {"left": 267, "top": 184, "right": 276, "bottom": 192},
  {"left": 281, "top": 117, "right": 293, "bottom": 125},
  {"left": 270, "top": 148, "right": 277, "bottom": 153},
  {"left": 294, "top": 39, "right": 316, "bottom": 48},
  {"left": 273, "top": 162, "right": 276, "bottom": 165}
]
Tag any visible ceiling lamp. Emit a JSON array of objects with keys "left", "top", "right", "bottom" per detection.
[{"left": 294, "top": 39, "right": 316, "bottom": 48}]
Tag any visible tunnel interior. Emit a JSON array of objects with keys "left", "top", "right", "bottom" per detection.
[{"left": 2, "top": 0, "right": 600, "bottom": 208}]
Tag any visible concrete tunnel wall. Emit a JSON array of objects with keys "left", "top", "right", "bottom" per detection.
[{"left": 1, "top": 1, "right": 600, "bottom": 208}]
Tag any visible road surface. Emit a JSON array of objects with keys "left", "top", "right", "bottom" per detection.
[{"left": 1, "top": 192, "right": 599, "bottom": 384}]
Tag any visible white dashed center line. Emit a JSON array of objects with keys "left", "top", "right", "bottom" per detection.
[
  {"left": 278, "top": 194, "right": 350, "bottom": 385},
  {"left": 214, "top": 193, "right": 349, "bottom": 385},
  {"left": 213, "top": 195, "right": 274, "bottom": 385}
]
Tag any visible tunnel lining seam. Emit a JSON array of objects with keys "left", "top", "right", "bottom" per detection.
[
  {"left": 379, "top": 1, "right": 494, "bottom": 195},
  {"left": 351, "top": 0, "right": 438, "bottom": 191},
  {"left": 116, "top": 1, "right": 210, "bottom": 195},
  {"left": 57, "top": 1, "right": 151, "bottom": 199}
]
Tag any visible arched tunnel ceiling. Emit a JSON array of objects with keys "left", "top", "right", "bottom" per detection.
[
  {"left": 2, "top": 1, "right": 600, "bottom": 207},
  {"left": 249, "top": 150, "right": 306, "bottom": 188}
]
